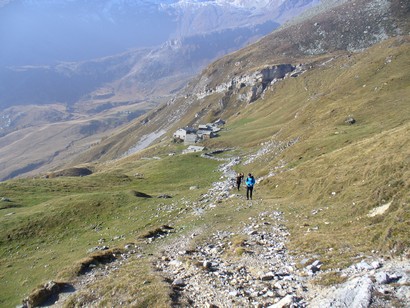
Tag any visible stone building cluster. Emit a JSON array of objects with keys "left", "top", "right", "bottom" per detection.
[{"left": 173, "top": 119, "right": 225, "bottom": 145}]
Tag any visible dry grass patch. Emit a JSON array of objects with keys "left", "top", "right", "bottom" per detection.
[
  {"left": 23, "top": 281, "right": 70, "bottom": 308},
  {"left": 312, "top": 271, "right": 348, "bottom": 287},
  {"left": 62, "top": 263, "right": 171, "bottom": 308},
  {"left": 74, "top": 249, "right": 125, "bottom": 277}
]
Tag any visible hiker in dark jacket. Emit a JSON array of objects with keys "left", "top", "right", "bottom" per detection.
[
  {"left": 245, "top": 173, "right": 255, "bottom": 200},
  {"left": 236, "top": 172, "right": 244, "bottom": 191}
]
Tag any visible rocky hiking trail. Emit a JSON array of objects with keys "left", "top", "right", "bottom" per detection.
[
  {"left": 28, "top": 155, "right": 410, "bottom": 307},
  {"left": 155, "top": 207, "right": 309, "bottom": 307}
]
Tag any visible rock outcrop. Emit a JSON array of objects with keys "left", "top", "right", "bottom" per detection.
[{"left": 196, "top": 64, "right": 306, "bottom": 103}]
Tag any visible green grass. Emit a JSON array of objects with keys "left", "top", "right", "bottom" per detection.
[{"left": 0, "top": 153, "right": 220, "bottom": 307}]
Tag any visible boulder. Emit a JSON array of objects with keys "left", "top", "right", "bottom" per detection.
[{"left": 345, "top": 116, "right": 356, "bottom": 125}]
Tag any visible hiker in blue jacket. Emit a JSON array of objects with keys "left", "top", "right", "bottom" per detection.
[{"left": 245, "top": 173, "right": 255, "bottom": 200}]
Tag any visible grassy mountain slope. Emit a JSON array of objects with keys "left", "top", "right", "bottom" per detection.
[
  {"left": 216, "top": 37, "right": 410, "bottom": 259},
  {"left": 0, "top": 0, "right": 409, "bottom": 306}
]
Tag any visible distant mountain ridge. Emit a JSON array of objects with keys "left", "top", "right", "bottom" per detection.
[
  {"left": 0, "top": 0, "right": 318, "bottom": 65},
  {"left": 0, "top": 19, "right": 280, "bottom": 111},
  {"left": 0, "top": 0, "right": 321, "bottom": 111}
]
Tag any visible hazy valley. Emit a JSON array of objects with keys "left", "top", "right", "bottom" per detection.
[{"left": 0, "top": 0, "right": 318, "bottom": 181}]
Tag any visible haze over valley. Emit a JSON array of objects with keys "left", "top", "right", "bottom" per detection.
[{"left": 0, "top": 0, "right": 319, "bottom": 180}]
